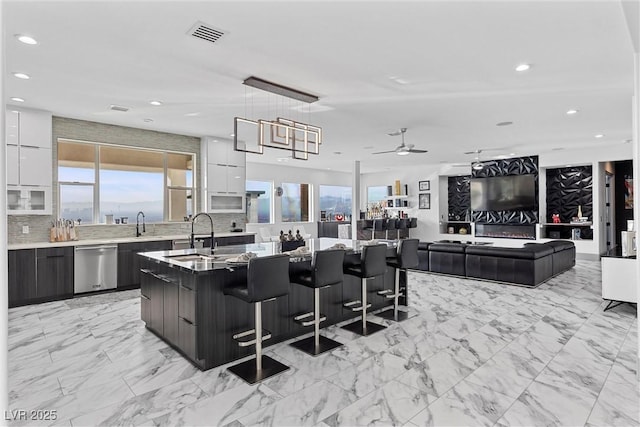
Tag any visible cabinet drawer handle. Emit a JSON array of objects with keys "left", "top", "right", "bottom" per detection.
[
  {"left": 180, "top": 316, "right": 194, "bottom": 325},
  {"left": 44, "top": 254, "right": 65, "bottom": 258}
]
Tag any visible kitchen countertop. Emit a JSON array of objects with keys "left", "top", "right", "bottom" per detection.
[
  {"left": 7, "top": 231, "right": 257, "bottom": 250},
  {"left": 139, "top": 238, "right": 398, "bottom": 273}
]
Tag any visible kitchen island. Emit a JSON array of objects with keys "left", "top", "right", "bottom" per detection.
[{"left": 138, "top": 238, "right": 399, "bottom": 370}]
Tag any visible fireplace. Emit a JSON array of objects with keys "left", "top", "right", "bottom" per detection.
[{"left": 475, "top": 223, "right": 536, "bottom": 240}]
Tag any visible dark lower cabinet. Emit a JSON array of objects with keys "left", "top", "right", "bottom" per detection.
[
  {"left": 179, "top": 317, "right": 198, "bottom": 360},
  {"left": 8, "top": 249, "right": 37, "bottom": 307},
  {"left": 36, "top": 247, "right": 74, "bottom": 299},
  {"left": 118, "top": 240, "right": 172, "bottom": 289},
  {"left": 8, "top": 247, "right": 73, "bottom": 308},
  {"left": 163, "top": 281, "right": 179, "bottom": 345}
]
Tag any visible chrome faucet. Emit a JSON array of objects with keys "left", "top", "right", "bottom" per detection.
[
  {"left": 136, "top": 211, "right": 146, "bottom": 237},
  {"left": 191, "top": 212, "right": 214, "bottom": 252}
]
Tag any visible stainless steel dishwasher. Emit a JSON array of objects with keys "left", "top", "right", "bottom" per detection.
[{"left": 74, "top": 245, "right": 118, "bottom": 294}]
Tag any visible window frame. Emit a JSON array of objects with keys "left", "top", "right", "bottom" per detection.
[{"left": 57, "top": 138, "right": 196, "bottom": 224}]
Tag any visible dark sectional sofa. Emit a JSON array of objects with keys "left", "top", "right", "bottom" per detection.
[{"left": 415, "top": 240, "right": 575, "bottom": 287}]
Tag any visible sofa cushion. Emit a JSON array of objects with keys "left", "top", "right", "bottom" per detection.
[
  {"left": 429, "top": 242, "right": 467, "bottom": 253},
  {"left": 418, "top": 242, "right": 431, "bottom": 250},
  {"left": 544, "top": 240, "right": 576, "bottom": 252},
  {"left": 465, "top": 244, "right": 553, "bottom": 260}
]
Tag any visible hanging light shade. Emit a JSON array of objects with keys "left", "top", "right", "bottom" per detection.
[{"left": 234, "top": 76, "right": 322, "bottom": 160}]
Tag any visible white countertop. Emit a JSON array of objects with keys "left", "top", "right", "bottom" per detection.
[{"left": 7, "top": 232, "right": 256, "bottom": 250}]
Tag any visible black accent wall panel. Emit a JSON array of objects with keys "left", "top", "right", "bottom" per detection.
[
  {"left": 546, "top": 166, "right": 593, "bottom": 223},
  {"left": 447, "top": 176, "right": 470, "bottom": 220},
  {"left": 470, "top": 156, "right": 539, "bottom": 225}
]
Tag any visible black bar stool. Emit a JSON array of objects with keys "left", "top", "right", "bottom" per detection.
[
  {"left": 385, "top": 218, "right": 397, "bottom": 240},
  {"left": 290, "top": 249, "right": 346, "bottom": 356},
  {"left": 342, "top": 244, "right": 388, "bottom": 336},
  {"left": 377, "top": 238, "right": 419, "bottom": 322},
  {"left": 224, "top": 254, "right": 290, "bottom": 384},
  {"left": 396, "top": 218, "right": 408, "bottom": 239},
  {"left": 372, "top": 218, "right": 387, "bottom": 240}
]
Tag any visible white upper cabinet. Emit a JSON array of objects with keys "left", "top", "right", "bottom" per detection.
[
  {"left": 18, "top": 108, "right": 52, "bottom": 148},
  {"left": 5, "top": 107, "right": 53, "bottom": 215},
  {"left": 6, "top": 110, "right": 19, "bottom": 145},
  {"left": 6, "top": 145, "right": 19, "bottom": 185},
  {"left": 19, "top": 146, "right": 52, "bottom": 186},
  {"left": 201, "top": 137, "right": 246, "bottom": 212}
]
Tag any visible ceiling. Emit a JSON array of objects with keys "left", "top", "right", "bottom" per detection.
[{"left": 3, "top": 1, "right": 635, "bottom": 173}]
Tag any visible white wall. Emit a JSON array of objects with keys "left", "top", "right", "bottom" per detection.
[{"left": 245, "top": 162, "right": 351, "bottom": 240}]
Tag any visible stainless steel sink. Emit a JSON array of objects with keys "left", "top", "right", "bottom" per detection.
[{"left": 165, "top": 254, "right": 216, "bottom": 262}]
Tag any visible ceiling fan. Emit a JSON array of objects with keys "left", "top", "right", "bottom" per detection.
[{"left": 373, "top": 128, "right": 428, "bottom": 156}]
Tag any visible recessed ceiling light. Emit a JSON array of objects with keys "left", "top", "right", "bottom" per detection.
[
  {"left": 363, "top": 146, "right": 374, "bottom": 149},
  {"left": 566, "top": 164, "right": 572, "bottom": 167},
  {"left": 15, "top": 34, "right": 37, "bottom": 45},
  {"left": 566, "top": 109, "right": 579, "bottom": 115},
  {"left": 509, "top": 152, "right": 516, "bottom": 156},
  {"left": 397, "top": 151, "right": 410, "bottom": 156},
  {"left": 184, "top": 112, "right": 200, "bottom": 117},
  {"left": 149, "top": 100, "right": 162, "bottom": 106},
  {"left": 13, "top": 72, "right": 30, "bottom": 79},
  {"left": 276, "top": 157, "right": 290, "bottom": 162},
  {"left": 10, "top": 97, "right": 25, "bottom": 102},
  {"left": 230, "top": 133, "right": 235, "bottom": 137},
  {"left": 333, "top": 151, "right": 342, "bottom": 155},
  {"left": 143, "top": 118, "right": 154, "bottom": 123},
  {"left": 594, "top": 134, "right": 604, "bottom": 138},
  {"left": 552, "top": 147, "right": 565, "bottom": 151},
  {"left": 515, "top": 64, "right": 530, "bottom": 72},
  {"left": 496, "top": 121, "right": 513, "bottom": 126}
]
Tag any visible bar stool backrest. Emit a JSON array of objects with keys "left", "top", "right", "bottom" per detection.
[
  {"left": 386, "top": 219, "right": 397, "bottom": 231},
  {"left": 247, "top": 254, "right": 290, "bottom": 302},
  {"left": 373, "top": 218, "right": 387, "bottom": 231},
  {"left": 396, "top": 238, "right": 419, "bottom": 269},
  {"left": 360, "top": 244, "right": 388, "bottom": 278},
  {"left": 397, "top": 218, "right": 408, "bottom": 230},
  {"left": 313, "top": 249, "right": 345, "bottom": 287}
]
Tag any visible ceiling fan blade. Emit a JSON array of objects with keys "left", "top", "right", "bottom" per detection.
[
  {"left": 387, "top": 131, "right": 402, "bottom": 136},
  {"left": 408, "top": 148, "right": 428, "bottom": 153},
  {"left": 372, "top": 150, "right": 399, "bottom": 155}
]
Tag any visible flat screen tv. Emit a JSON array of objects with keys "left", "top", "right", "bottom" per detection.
[{"left": 470, "top": 174, "right": 536, "bottom": 211}]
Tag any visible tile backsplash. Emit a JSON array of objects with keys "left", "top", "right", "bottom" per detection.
[{"left": 7, "top": 213, "right": 247, "bottom": 245}]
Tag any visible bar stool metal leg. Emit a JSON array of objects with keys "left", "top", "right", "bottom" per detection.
[
  {"left": 342, "top": 277, "right": 386, "bottom": 336},
  {"left": 227, "top": 301, "right": 290, "bottom": 384},
  {"left": 377, "top": 268, "right": 409, "bottom": 321},
  {"left": 290, "top": 287, "right": 343, "bottom": 356}
]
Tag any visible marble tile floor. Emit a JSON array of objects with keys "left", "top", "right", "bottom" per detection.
[{"left": 7, "top": 260, "right": 638, "bottom": 426}]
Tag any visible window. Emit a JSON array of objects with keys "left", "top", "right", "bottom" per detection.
[
  {"left": 246, "top": 180, "right": 272, "bottom": 223},
  {"left": 319, "top": 185, "right": 352, "bottom": 217},
  {"left": 367, "top": 185, "right": 388, "bottom": 204},
  {"left": 58, "top": 140, "right": 195, "bottom": 223},
  {"left": 281, "top": 182, "right": 311, "bottom": 222}
]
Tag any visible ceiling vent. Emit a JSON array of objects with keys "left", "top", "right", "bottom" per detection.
[
  {"left": 188, "top": 21, "right": 225, "bottom": 44},
  {"left": 110, "top": 104, "right": 129, "bottom": 112}
]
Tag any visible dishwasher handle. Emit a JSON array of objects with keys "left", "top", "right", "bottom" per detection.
[{"left": 75, "top": 245, "right": 118, "bottom": 251}]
